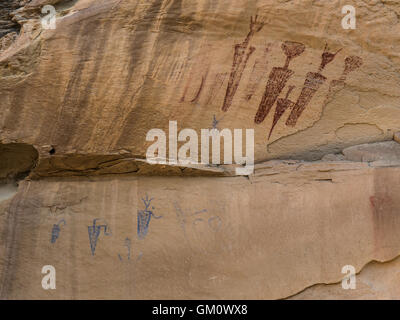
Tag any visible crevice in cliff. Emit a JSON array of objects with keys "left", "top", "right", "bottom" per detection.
[
  {"left": 283, "top": 252, "right": 400, "bottom": 300},
  {"left": 0, "top": 1, "right": 22, "bottom": 52},
  {"left": 1, "top": 138, "right": 398, "bottom": 180},
  {"left": 31, "top": 153, "right": 228, "bottom": 178}
]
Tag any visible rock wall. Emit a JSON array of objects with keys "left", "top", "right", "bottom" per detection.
[
  {"left": 1, "top": 0, "right": 400, "bottom": 299},
  {"left": 1, "top": 160, "right": 400, "bottom": 299}
]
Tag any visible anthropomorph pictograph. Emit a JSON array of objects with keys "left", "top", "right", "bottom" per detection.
[
  {"left": 222, "top": 15, "right": 265, "bottom": 112},
  {"left": 88, "top": 219, "right": 111, "bottom": 256},
  {"left": 255, "top": 41, "right": 305, "bottom": 124},
  {"left": 325, "top": 55, "right": 363, "bottom": 102},
  {"left": 137, "top": 194, "right": 162, "bottom": 240},
  {"left": 50, "top": 219, "right": 66, "bottom": 244},
  {"left": 268, "top": 86, "right": 295, "bottom": 139},
  {"left": 286, "top": 44, "right": 342, "bottom": 127},
  {"left": 244, "top": 43, "right": 271, "bottom": 101}
]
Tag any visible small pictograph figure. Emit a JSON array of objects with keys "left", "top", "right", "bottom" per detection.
[
  {"left": 137, "top": 194, "right": 162, "bottom": 240},
  {"left": 118, "top": 237, "right": 131, "bottom": 261},
  {"left": 88, "top": 219, "right": 112, "bottom": 256},
  {"left": 210, "top": 114, "right": 226, "bottom": 130},
  {"left": 50, "top": 219, "right": 66, "bottom": 243}
]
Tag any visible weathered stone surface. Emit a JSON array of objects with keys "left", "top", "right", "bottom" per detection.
[
  {"left": 321, "top": 153, "right": 346, "bottom": 161},
  {"left": 290, "top": 256, "right": 400, "bottom": 300},
  {"left": 1, "top": 0, "right": 400, "bottom": 300},
  {"left": 1, "top": 161, "right": 400, "bottom": 299},
  {"left": 0, "top": 1, "right": 21, "bottom": 38},
  {"left": 0, "top": 183, "right": 18, "bottom": 202},
  {"left": 1, "top": 0, "right": 400, "bottom": 163},
  {"left": 0, "top": 32, "right": 17, "bottom": 52},
  {"left": 395, "top": 132, "right": 400, "bottom": 144},
  {"left": 343, "top": 141, "right": 400, "bottom": 162}
]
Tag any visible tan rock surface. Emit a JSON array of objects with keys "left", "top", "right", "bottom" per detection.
[
  {"left": 1, "top": 0, "right": 400, "bottom": 300},
  {"left": 290, "top": 256, "right": 400, "bottom": 300},
  {"left": 1, "top": 161, "right": 400, "bottom": 299},
  {"left": 1, "top": 0, "right": 399, "bottom": 163},
  {"left": 343, "top": 141, "right": 400, "bottom": 162},
  {"left": 395, "top": 132, "right": 400, "bottom": 144}
]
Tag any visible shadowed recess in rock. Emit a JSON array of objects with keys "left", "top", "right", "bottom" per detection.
[{"left": 0, "top": 143, "right": 38, "bottom": 181}]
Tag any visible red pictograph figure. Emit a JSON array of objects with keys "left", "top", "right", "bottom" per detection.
[
  {"left": 254, "top": 41, "right": 305, "bottom": 124},
  {"left": 268, "top": 86, "right": 295, "bottom": 140},
  {"left": 204, "top": 72, "right": 228, "bottom": 106},
  {"left": 222, "top": 15, "right": 265, "bottom": 112},
  {"left": 190, "top": 67, "right": 210, "bottom": 104},
  {"left": 286, "top": 44, "right": 342, "bottom": 127}
]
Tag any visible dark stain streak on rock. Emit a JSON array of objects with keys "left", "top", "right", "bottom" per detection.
[{"left": 115, "top": 0, "right": 184, "bottom": 147}]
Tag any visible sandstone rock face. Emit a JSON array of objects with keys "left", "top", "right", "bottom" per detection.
[
  {"left": 1, "top": 0, "right": 400, "bottom": 163},
  {"left": 0, "top": 1, "right": 21, "bottom": 39},
  {"left": 343, "top": 141, "right": 400, "bottom": 162},
  {"left": 395, "top": 132, "right": 400, "bottom": 144},
  {"left": 290, "top": 256, "right": 400, "bottom": 300},
  {"left": 1, "top": 162, "right": 400, "bottom": 299},
  {"left": 1, "top": 0, "right": 400, "bottom": 299}
]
